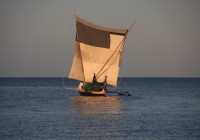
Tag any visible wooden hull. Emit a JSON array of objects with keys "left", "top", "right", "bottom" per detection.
[{"left": 79, "top": 89, "right": 106, "bottom": 96}]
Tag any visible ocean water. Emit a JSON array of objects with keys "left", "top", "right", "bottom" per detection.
[{"left": 0, "top": 78, "right": 200, "bottom": 140}]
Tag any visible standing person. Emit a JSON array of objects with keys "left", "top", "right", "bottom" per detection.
[
  {"left": 104, "top": 76, "right": 107, "bottom": 83},
  {"left": 101, "top": 76, "right": 107, "bottom": 90}
]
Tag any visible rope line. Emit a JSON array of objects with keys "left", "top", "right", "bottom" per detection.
[
  {"left": 96, "top": 39, "right": 125, "bottom": 80},
  {"left": 62, "top": 10, "right": 76, "bottom": 88},
  {"left": 96, "top": 37, "right": 126, "bottom": 78}
]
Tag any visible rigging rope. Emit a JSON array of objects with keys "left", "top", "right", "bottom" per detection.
[
  {"left": 96, "top": 37, "right": 126, "bottom": 78},
  {"left": 96, "top": 39, "right": 125, "bottom": 79},
  {"left": 62, "top": 11, "right": 76, "bottom": 88}
]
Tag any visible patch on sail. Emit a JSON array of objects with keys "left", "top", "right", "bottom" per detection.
[{"left": 76, "top": 21, "right": 110, "bottom": 49}]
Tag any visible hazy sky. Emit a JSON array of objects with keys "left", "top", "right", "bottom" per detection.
[{"left": 0, "top": 0, "right": 200, "bottom": 77}]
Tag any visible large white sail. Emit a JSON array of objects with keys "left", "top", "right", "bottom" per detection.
[{"left": 69, "top": 15, "right": 128, "bottom": 86}]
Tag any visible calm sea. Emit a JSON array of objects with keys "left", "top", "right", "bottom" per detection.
[{"left": 0, "top": 78, "right": 200, "bottom": 140}]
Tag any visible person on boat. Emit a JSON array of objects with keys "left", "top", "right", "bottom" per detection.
[
  {"left": 104, "top": 76, "right": 107, "bottom": 83},
  {"left": 92, "top": 73, "right": 97, "bottom": 83},
  {"left": 101, "top": 76, "right": 107, "bottom": 90},
  {"left": 78, "top": 81, "right": 84, "bottom": 90}
]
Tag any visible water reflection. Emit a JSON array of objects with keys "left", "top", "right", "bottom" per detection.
[
  {"left": 68, "top": 96, "right": 122, "bottom": 116},
  {"left": 65, "top": 96, "right": 124, "bottom": 138}
]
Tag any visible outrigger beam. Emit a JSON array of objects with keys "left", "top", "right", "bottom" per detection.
[{"left": 62, "top": 87, "right": 79, "bottom": 91}]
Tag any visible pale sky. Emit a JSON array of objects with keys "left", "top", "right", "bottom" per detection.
[{"left": 0, "top": 0, "right": 200, "bottom": 77}]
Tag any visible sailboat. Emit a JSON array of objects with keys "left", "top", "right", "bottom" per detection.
[{"left": 66, "top": 14, "right": 135, "bottom": 96}]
